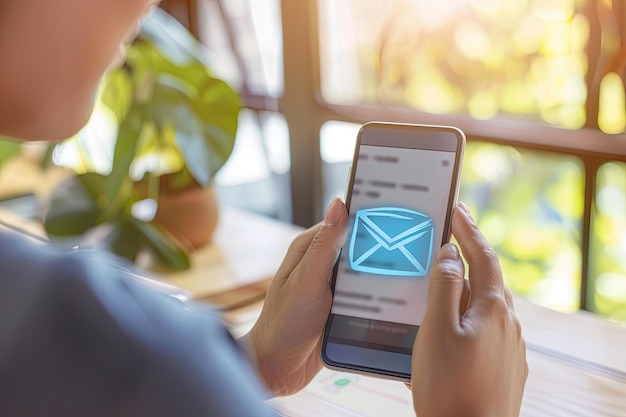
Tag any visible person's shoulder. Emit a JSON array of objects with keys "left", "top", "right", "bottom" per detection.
[
  {"left": 1, "top": 232, "right": 70, "bottom": 284},
  {"left": 0, "top": 233, "right": 128, "bottom": 343},
  {"left": 0, "top": 232, "right": 99, "bottom": 297},
  {"left": 0, "top": 232, "right": 277, "bottom": 416}
]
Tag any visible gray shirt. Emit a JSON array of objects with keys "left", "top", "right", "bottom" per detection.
[{"left": 0, "top": 231, "right": 275, "bottom": 416}]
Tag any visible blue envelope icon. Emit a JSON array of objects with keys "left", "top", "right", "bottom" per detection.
[{"left": 349, "top": 207, "right": 434, "bottom": 277}]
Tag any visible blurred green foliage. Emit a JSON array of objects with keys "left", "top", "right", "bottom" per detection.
[
  {"left": 589, "top": 162, "right": 626, "bottom": 322},
  {"left": 0, "top": 139, "right": 21, "bottom": 168},
  {"left": 320, "top": 0, "right": 626, "bottom": 320},
  {"left": 321, "top": 0, "right": 598, "bottom": 129},
  {"left": 459, "top": 142, "right": 584, "bottom": 313}
]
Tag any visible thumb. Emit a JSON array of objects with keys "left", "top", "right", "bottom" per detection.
[
  {"left": 423, "top": 243, "right": 465, "bottom": 327},
  {"left": 293, "top": 198, "right": 348, "bottom": 287}
]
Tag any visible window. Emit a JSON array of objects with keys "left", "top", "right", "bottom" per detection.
[
  {"left": 193, "top": 0, "right": 626, "bottom": 320},
  {"left": 460, "top": 144, "right": 584, "bottom": 312},
  {"left": 590, "top": 162, "right": 626, "bottom": 321},
  {"left": 311, "top": 0, "right": 626, "bottom": 319},
  {"left": 320, "top": 0, "right": 589, "bottom": 128},
  {"left": 318, "top": 0, "right": 626, "bottom": 133},
  {"left": 320, "top": 122, "right": 588, "bottom": 313},
  {"left": 195, "top": 0, "right": 292, "bottom": 220}
]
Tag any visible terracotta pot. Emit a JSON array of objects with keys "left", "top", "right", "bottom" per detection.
[{"left": 154, "top": 186, "right": 219, "bottom": 251}]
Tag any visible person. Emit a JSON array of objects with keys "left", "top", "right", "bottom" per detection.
[{"left": 0, "top": 0, "right": 528, "bottom": 416}]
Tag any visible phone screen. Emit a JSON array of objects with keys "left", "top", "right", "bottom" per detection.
[{"left": 322, "top": 123, "right": 464, "bottom": 379}]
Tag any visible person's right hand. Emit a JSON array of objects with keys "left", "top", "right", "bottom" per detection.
[{"left": 411, "top": 203, "right": 528, "bottom": 417}]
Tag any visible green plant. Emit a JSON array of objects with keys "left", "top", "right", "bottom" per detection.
[
  {"left": 0, "top": 139, "right": 21, "bottom": 169},
  {"left": 44, "top": 8, "right": 242, "bottom": 270}
]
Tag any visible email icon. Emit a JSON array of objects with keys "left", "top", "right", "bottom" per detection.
[{"left": 349, "top": 207, "right": 434, "bottom": 277}]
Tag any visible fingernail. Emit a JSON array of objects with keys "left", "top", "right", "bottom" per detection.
[
  {"left": 439, "top": 243, "right": 460, "bottom": 261},
  {"left": 324, "top": 197, "right": 343, "bottom": 226}
]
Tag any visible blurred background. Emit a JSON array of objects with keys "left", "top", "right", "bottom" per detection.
[{"left": 0, "top": 0, "right": 625, "bottom": 322}]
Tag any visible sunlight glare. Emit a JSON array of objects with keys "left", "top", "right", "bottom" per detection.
[
  {"left": 413, "top": 0, "right": 470, "bottom": 31},
  {"left": 598, "top": 72, "right": 626, "bottom": 134}
]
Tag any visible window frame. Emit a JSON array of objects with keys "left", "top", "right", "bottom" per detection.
[
  {"left": 179, "top": 0, "right": 626, "bottom": 312},
  {"left": 278, "top": 0, "right": 626, "bottom": 312}
]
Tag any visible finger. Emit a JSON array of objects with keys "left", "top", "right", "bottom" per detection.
[
  {"left": 503, "top": 283, "right": 515, "bottom": 312},
  {"left": 423, "top": 243, "right": 465, "bottom": 327},
  {"left": 275, "top": 223, "right": 324, "bottom": 282},
  {"left": 290, "top": 198, "right": 349, "bottom": 291},
  {"left": 452, "top": 203, "right": 504, "bottom": 300},
  {"left": 459, "top": 278, "right": 471, "bottom": 316}
]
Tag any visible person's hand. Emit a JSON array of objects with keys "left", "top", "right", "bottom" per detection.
[
  {"left": 244, "top": 197, "right": 348, "bottom": 396},
  {"left": 411, "top": 203, "right": 528, "bottom": 417}
]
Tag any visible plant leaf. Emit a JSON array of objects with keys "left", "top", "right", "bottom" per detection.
[
  {"left": 101, "top": 70, "right": 134, "bottom": 124},
  {"left": 44, "top": 174, "right": 104, "bottom": 237},
  {"left": 107, "top": 109, "right": 143, "bottom": 203},
  {"left": 97, "top": 216, "right": 189, "bottom": 270},
  {"left": 132, "top": 218, "right": 190, "bottom": 271},
  {"left": 99, "top": 217, "right": 144, "bottom": 261},
  {"left": 196, "top": 77, "right": 242, "bottom": 140},
  {"left": 77, "top": 172, "right": 120, "bottom": 213},
  {"left": 0, "top": 138, "right": 21, "bottom": 167},
  {"left": 142, "top": 77, "right": 241, "bottom": 187},
  {"left": 139, "top": 7, "right": 208, "bottom": 67}
]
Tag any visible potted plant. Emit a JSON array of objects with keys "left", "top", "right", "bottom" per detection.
[{"left": 43, "top": 8, "right": 242, "bottom": 270}]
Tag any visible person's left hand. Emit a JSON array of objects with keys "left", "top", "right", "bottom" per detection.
[{"left": 244, "top": 198, "right": 348, "bottom": 396}]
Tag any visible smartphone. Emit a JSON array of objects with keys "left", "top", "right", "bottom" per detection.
[{"left": 321, "top": 122, "right": 465, "bottom": 381}]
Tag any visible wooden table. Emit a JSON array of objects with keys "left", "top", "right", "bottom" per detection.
[{"left": 263, "top": 295, "right": 626, "bottom": 417}]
